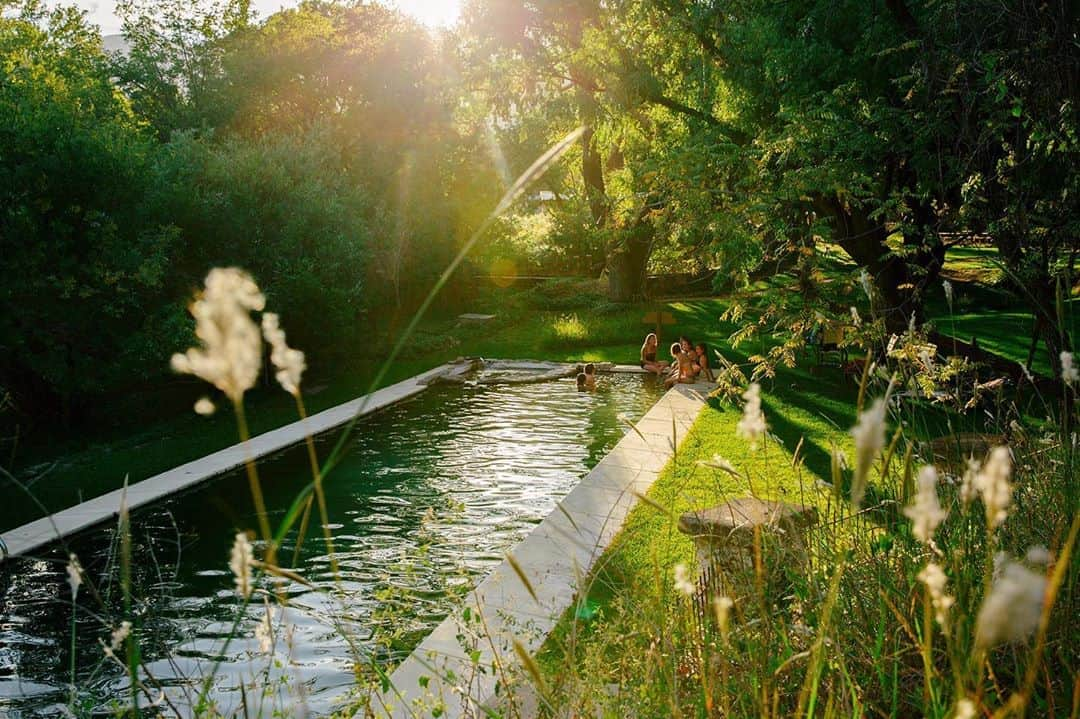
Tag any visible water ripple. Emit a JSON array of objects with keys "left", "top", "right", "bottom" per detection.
[{"left": 0, "top": 374, "right": 662, "bottom": 716}]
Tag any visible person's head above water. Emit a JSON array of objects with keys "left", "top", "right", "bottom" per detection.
[
  {"left": 576, "top": 372, "right": 588, "bottom": 389},
  {"left": 584, "top": 362, "right": 596, "bottom": 375}
]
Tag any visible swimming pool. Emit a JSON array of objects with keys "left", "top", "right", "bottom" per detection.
[{"left": 0, "top": 373, "right": 664, "bottom": 716}]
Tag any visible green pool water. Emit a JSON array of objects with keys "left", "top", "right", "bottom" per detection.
[{"left": 0, "top": 373, "right": 665, "bottom": 716}]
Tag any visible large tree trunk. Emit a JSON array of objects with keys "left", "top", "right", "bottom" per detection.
[
  {"left": 607, "top": 222, "right": 653, "bottom": 302},
  {"left": 816, "top": 195, "right": 918, "bottom": 334},
  {"left": 904, "top": 197, "right": 947, "bottom": 291}
]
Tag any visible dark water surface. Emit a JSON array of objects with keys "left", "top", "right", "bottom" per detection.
[{"left": 0, "top": 374, "right": 663, "bottom": 716}]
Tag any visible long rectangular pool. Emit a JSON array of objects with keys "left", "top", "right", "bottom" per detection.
[{"left": 0, "top": 372, "right": 664, "bottom": 716}]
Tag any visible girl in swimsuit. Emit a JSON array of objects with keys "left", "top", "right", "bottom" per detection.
[
  {"left": 694, "top": 343, "right": 714, "bottom": 382},
  {"left": 639, "top": 333, "right": 669, "bottom": 375}
]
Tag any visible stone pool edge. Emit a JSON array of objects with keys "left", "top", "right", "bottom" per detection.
[
  {"left": 368, "top": 381, "right": 712, "bottom": 719},
  {"left": 0, "top": 364, "right": 453, "bottom": 561}
]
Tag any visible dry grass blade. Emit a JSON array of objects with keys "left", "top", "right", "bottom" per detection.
[
  {"left": 556, "top": 501, "right": 582, "bottom": 534},
  {"left": 792, "top": 436, "right": 805, "bottom": 468},
  {"left": 252, "top": 560, "right": 314, "bottom": 587},
  {"left": 618, "top": 413, "right": 647, "bottom": 441},
  {"left": 513, "top": 638, "right": 549, "bottom": 697},
  {"left": 697, "top": 456, "right": 741, "bottom": 478},
  {"left": 494, "top": 127, "right": 586, "bottom": 217},
  {"left": 632, "top": 490, "right": 676, "bottom": 521},
  {"left": 505, "top": 551, "right": 539, "bottom": 603}
]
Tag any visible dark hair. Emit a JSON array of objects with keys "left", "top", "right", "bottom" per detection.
[
  {"left": 670, "top": 342, "right": 681, "bottom": 355},
  {"left": 679, "top": 335, "right": 692, "bottom": 347},
  {"left": 696, "top": 342, "right": 707, "bottom": 352},
  {"left": 576, "top": 372, "right": 587, "bottom": 386},
  {"left": 584, "top": 363, "right": 595, "bottom": 374}
]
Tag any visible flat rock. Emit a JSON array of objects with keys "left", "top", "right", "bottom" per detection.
[
  {"left": 458, "top": 313, "right": 496, "bottom": 322},
  {"left": 678, "top": 497, "right": 818, "bottom": 539},
  {"left": 420, "top": 359, "right": 483, "bottom": 385}
]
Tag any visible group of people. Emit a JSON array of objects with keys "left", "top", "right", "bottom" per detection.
[
  {"left": 575, "top": 362, "right": 599, "bottom": 391},
  {"left": 640, "top": 333, "right": 714, "bottom": 387},
  {"left": 574, "top": 334, "right": 714, "bottom": 392}
]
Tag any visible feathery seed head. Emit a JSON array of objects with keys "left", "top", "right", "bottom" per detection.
[
  {"left": 261, "top": 312, "right": 306, "bottom": 396},
  {"left": 66, "top": 554, "right": 82, "bottom": 599},
  {"left": 858, "top": 269, "right": 872, "bottom": 299},
  {"left": 904, "top": 466, "right": 947, "bottom": 544},
  {"left": 736, "top": 383, "right": 767, "bottom": 448},
  {"left": 975, "top": 555, "right": 1046, "bottom": 648},
  {"left": 255, "top": 604, "right": 275, "bottom": 654},
  {"left": 673, "top": 563, "right": 696, "bottom": 596},
  {"left": 850, "top": 398, "right": 887, "bottom": 510},
  {"left": 230, "top": 532, "right": 254, "bottom": 599},
  {"left": 171, "top": 268, "right": 265, "bottom": 403},
  {"left": 973, "top": 446, "right": 1013, "bottom": 529},
  {"left": 953, "top": 698, "right": 976, "bottom": 719},
  {"left": 917, "top": 562, "right": 954, "bottom": 628},
  {"left": 1062, "top": 351, "right": 1078, "bottom": 385}
]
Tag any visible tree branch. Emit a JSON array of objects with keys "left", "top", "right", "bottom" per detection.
[{"left": 644, "top": 92, "right": 749, "bottom": 145}]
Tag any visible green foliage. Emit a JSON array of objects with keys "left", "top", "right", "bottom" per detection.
[
  {"left": 0, "top": 6, "right": 182, "bottom": 412},
  {"left": 463, "top": 0, "right": 1078, "bottom": 367},
  {"left": 152, "top": 127, "right": 372, "bottom": 354},
  {"left": 0, "top": 1, "right": 493, "bottom": 423},
  {"left": 521, "top": 278, "right": 609, "bottom": 312}
]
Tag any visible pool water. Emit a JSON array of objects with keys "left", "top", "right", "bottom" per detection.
[{"left": 0, "top": 374, "right": 664, "bottom": 716}]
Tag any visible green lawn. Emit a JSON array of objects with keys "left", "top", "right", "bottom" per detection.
[
  {"left": 924, "top": 280, "right": 1078, "bottom": 379},
  {"left": 940, "top": 245, "right": 1004, "bottom": 284},
  {"left": 546, "top": 385, "right": 848, "bottom": 623}
]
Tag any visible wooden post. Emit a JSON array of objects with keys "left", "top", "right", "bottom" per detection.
[{"left": 643, "top": 309, "right": 676, "bottom": 345}]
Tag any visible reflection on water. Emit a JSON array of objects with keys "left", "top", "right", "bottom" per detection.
[{"left": 0, "top": 374, "right": 663, "bottom": 716}]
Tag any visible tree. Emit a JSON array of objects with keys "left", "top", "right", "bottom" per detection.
[{"left": 0, "top": 4, "right": 181, "bottom": 421}]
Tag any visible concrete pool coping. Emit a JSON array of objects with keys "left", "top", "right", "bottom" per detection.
[
  {"left": 0, "top": 365, "right": 456, "bottom": 561},
  {"left": 0, "top": 360, "right": 657, "bottom": 561},
  {"left": 369, "top": 380, "right": 712, "bottom": 719}
]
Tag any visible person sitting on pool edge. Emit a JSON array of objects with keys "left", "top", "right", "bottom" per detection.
[
  {"left": 639, "top": 333, "right": 669, "bottom": 375},
  {"left": 665, "top": 342, "right": 680, "bottom": 378},
  {"left": 583, "top": 362, "right": 598, "bottom": 390},
  {"left": 665, "top": 343, "right": 695, "bottom": 388},
  {"left": 694, "top": 342, "right": 715, "bottom": 382}
]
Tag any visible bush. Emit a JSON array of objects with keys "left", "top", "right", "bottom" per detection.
[{"left": 523, "top": 278, "right": 609, "bottom": 312}]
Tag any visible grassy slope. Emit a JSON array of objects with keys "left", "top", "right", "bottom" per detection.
[
  {"left": 925, "top": 283, "right": 1078, "bottom": 378},
  {"left": 928, "top": 244, "right": 1077, "bottom": 378},
  {"left": 820, "top": 241, "right": 1076, "bottom": 378}
]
